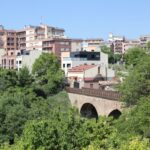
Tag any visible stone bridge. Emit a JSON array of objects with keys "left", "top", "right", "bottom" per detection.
[{"left": 66, "top": 87, "right": 123, "bottom": 119}]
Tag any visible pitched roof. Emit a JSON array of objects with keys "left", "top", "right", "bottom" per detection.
[{"left": 68, "top": 64, "right": 96, "bottom": 72}]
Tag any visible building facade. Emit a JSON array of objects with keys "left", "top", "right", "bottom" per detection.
[
  {"left": 61, "top": 51, "right": 108, "bottom": 76},
  {"left": 0, "top": 24, "right": 66, "bottom": 51},
  {"left": 82, "top": 39, "right": 104, "bottom": 52},
  {"left": 0, "top": 25, "right": 17, "bottom": 51},
  {"left": 139, "top": 35, "right": 150, "bottom": 50},
  {"left": 42, "top": 38, "right": 71, "bottom": 58},
  {"left": 2, "top": 50, "right": 20, "bottom": 69},
  {"left": 67, "top": 64, "right": 115, "bottom": 89},
  {"left": 16, "top": 49, "right": 42, "bottom": 72},
  {"left": 122, "top": 40, "right": 140, "bottom": 53}
]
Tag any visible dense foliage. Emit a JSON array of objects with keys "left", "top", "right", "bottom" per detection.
[
  {"left": 101, "top": 46, "right": 122, "bottom": 64},
  {"left": 0, "top": 52, "right": 150, "bottom": 150},
  {"left": 120, "top": 55, "right": 150, "bottom": 105},
  {"left": 124, "top": 47, "right": 147, "bottom": 67},
  {"left": 32, "top": 53, "right": 65, "bottom": 96}
]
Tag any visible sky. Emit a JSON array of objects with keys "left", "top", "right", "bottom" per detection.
[{"left": 0, "top": 0, "right": 150, "bottom": 40}]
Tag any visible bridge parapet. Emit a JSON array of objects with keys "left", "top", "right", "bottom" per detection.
[{"left": 66, "top": 87, "right": 121, "bottom": 101}]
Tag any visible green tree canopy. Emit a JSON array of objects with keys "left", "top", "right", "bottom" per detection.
[
  {"left": 147, "top": 41, "right": 150, "bottom": 50},
  {"left": 7, "top": 111, "right": 116, "bottom": 150},
  {"left": 32, "top": 53, "right": 65, "bottom": 96},
  {"left": 119, "top": 55, "right": 150, "bottom": 105},
  {"left": 17, "top": 66, "right": 33, "bottom": 87},
  {"left": 116, "top": 97, "right": 150, "bottom": 139},
  {"left": 124, "top": 47, "right": 146, "bottom": 67},
  {"left": 101, "top": 46, "right": 122, "bottom": 64}
]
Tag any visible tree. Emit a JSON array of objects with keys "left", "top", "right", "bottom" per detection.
[
  {"left": 0, "top": 69, "right": 18, "bottom": 92},
  {"left": 124, "top": 47, "right": 146, "bottom": 67},
  {"left": 5, "top": 110, "right": 116, "bottom": 150},
  {"left": 116, "top": 97, "right": 150, "bottom": 139},
  {"left": 147, "top": 41, "right": 150, "bottom": 50},
  {"left": 119, "top": 55, "right": 150, "bottom": 105},
  {"left": 32, "top": 53, "right": 65, "bottom": 96},
  {"left": 0, "top": 90, "right": 71, "bottom": 146},
  {"left": 101, "top": 46, "right": 122, "bottom": 64},
  {"left": 17, "top": 66, "right": 33, "bottom": 87}
]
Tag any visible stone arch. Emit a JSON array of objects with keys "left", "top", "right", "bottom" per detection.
[
  {"left": 80, "top": 103, "right": 98, "bottom": 119},
  {"left": 108, "top": 109, "right": 121, "bottom": 119}
]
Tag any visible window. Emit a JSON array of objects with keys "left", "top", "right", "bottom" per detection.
[
  {"left": 67, "top": 64, "right": 71, "bottom": 68},
  {"left": 11, "top": 60, "right": 14, "bottom": 65},
  {"left": 98, "top": 66, "right": 100, "bottom": 74},
  {"left": 63, "top": 64, "right": 65, "bottom": 68},
  {"left": 91, "top": 54, "right": 95, "bottom": 59},
  {"left": 90, "top": 83, "right": 93, "bottom": 88},
  {"left": 61, "top": 48, "right": 64, "bottom": 51},
  {"left": 19, "top": 61, "right": 22, "bottom": 64}
]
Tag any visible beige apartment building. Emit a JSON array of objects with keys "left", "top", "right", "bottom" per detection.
[
  {"left": 122, "top": 40, "right": 140, "bottom": 53},
  {"left": 0, "top": 24, "right": 65, "bottom": 51},
  {"left": 108, "top": 33, "right": 141, "bottom": 54},
  {"left": 71, "top": 38, "right": 104, "bottom": 52},
  {"left": 2, "top": 50, "right": 20, "bottom": 69},
  {"left": 71, "top": 39, "right": 83, "bottom": 52},
  {"left": 17, "top": 24, "right": 65, "bottom": 50},
  {"left": 0, "top": 24, "right": 70, "bottom": 69},
  {"left": 0, "top": 25, "right": 17, "bottom": 51},
  {"left": 139, "top": 35, "right": 150, "bottom": 49},
  {"left": 83, "top": 39, "right": 104, "bottom": 52},
  {"left": 42, "top": 38, "right": 71, "bottom": 58}
]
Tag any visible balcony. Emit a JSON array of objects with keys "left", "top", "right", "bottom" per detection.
[
  {"left": 42, "top": 44, "right": 53, "bottom": 48},
  {"left": 63, "top": 57, "right": 87, "bottom": 61}
]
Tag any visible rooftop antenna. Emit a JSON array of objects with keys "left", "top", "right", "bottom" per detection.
[{"left": 40, "top": 16, "right": 43, "bottom": 25}]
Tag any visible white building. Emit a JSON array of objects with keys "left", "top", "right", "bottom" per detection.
[
  {"left": 67, "top": 64, "right": 115, "bottom": 89},
  {"left": 16, "top": 49, "right": 42, "bottom": 72},
  {"left": 61, "top": 51, "right": 108, "bottom": 76}
]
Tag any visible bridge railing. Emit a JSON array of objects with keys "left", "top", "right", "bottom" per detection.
[{"left": 66, "top": 87, "right": 121, "bottom": 101}]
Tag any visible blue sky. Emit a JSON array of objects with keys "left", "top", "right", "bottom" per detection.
[{"left": 0, "top": 0, "right": 150, "bottom": 39}]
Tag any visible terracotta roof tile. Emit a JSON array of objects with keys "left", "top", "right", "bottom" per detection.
[{"left": 68, "top": 64, "right": 96, "bottom": 72}]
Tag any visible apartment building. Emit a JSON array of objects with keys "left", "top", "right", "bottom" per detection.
[
  {"left": 42, "top": 38, "right": 71, "bottom": 58},
  {"left": 17, "top": 30, "right": 26, "bottom": 50},
  {"left": 2, "top": 50, "right": 20, "bottom": 69},
  {"left": 0, "top": 25, "right": 17, "bottom": 51},
  {"left": 108, "top": 33, "right": 125, "bottom": 54},
  {"left": 0, "top": 49, "right": 6, "bottom": 67},
  {"left": 0, "top": 24, "right": 68, "bottom": 69},
  {"left": 71, "top": 38, "right": 104, "bottom": 52},
  {"left": 83, "top": 39, "right": 104, "bottom": 52},
  {"left": 139, "top": 35, "right": 150, "bottom": 49},
  {"left": 71, "top": 39, "right": 83, "bottom": 52},
  {"left": 0, "top": 24, "right": 65, "bottom": 51},
  {"left": 17, "top": 24, "right": 65, "bottom": 50},
  {"left": 122, "top": 40, "right": 140, "bottom": 53}
]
